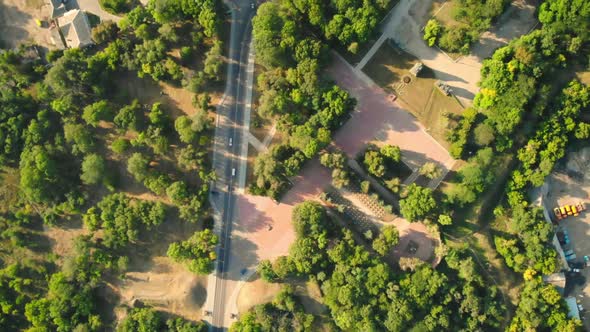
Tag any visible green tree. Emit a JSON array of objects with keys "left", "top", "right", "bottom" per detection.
[
  {"left": 419, "top": 162, "right": 441, "bottom": 179},
  {"left": 83, "top": 100, "right": 113, "bottom": 127},
  {"left": 175, "top": 116, "right": 197, "bottom": 143},
  {"left": 91, "top": 20, "right": 120, "bottom": 44},
  {"left": 474, "top": 122, "right": 495, "bottom": 146},
  {"left": 364, "top": 150, "right": 386, "bottom": 178},
  {"left": 372, "top": 226, "right": 399, "bottom": 256},
  {"left": 114, "top": 100, "right": 141, "bottom": 131},
  {"left": 110, "top": 138, "right": 130, "bottom": 154},
  {"left": 63, "top": 123, "right": 95, "bottom": 155},
  {"left": 117, "top": 307, "right": 163, "bottom": 332},
  {"left": 399, "top": 184, "right": 436, "bottom": 221},
  {"left": 203, "top": 40, "right": 223, "bottom": 81},
  {"left": 127, "top": 152, "right": 150, "bottom": 182},
  {"left": 380, "top": 144, "right": 401, "bottom": 162},
  {"left": 80, "top": 153, "right": 106, "bottom": 185},
  {"left": 167, "top": 229, "right": 219, "bottom": 275},
  {"left": 423, "top": 19, "right": 441, "bottom": 47},
  {"left": 166, "top": 181, "right": 190, "bottom": 205}
]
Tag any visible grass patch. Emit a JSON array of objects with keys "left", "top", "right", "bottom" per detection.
[{"left": 363, "top": 41, "right": 464, "bottom": 148}]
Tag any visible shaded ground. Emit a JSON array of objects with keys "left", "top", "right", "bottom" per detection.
[
  {"left": 330, "top": 54, "right": 455, "bottom": 173},
  {"left": 363, "top": 42, "right": 464, "bottom": 149}
]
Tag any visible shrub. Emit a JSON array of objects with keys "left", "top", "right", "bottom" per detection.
[{"left": 99, "top": 0, "right": 133, "bottom": 15}]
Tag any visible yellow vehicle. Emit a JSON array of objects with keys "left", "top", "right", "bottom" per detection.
[
  {"left": 573, "top": 205, "right": 579, "bottom": 216},
  {"left": 565, "top": 205, "right": 573, "bottom": 216},
  {"left": 560, "top": 207, "right": 567, "bottom": 216}
]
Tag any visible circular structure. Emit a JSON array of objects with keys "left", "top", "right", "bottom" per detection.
[{"left": 402, "top": 76, "right": 411, "bottom": 84}]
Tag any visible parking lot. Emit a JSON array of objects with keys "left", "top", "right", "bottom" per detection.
[{"left": 546, "top": 148, "right": 590, "bottom": 327}]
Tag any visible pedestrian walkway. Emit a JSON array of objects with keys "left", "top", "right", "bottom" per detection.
[
  {"left": 237, "top": 37, "right": 256, "bottom": 192},
  {"left": 246, "top": 132, "right": 267, "bottom": 153}
]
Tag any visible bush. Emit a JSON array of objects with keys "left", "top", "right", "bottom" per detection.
[
  {"left": 99, "top": 0, "right": 133, "bottom": 15},
  {"left": 111, "top": 138, "right": 130, "bottom": 154},
  {"left": 423, "top": 19, "right": 441, "bottom": 47}
]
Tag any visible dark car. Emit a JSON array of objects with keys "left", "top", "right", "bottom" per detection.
[{"left": 569, "top": 262, "right": 585, "bottom": 270}]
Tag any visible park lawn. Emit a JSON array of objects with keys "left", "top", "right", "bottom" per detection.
[{"left": 363, "top": 42, "right": 464, "bottom": 149}]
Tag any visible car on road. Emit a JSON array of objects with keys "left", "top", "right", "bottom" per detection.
[
  {"left": 229, "top": 137, "right": 233, "bottom": 146},
  {"left": 232, "top": 168, "right": 236, "bottom": 176}
]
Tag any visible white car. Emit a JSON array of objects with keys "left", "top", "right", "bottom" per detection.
[
  {"left": 232, "top": 168, "right": 236, "bottom": 176},
  {"left": 251, "top": 2, "right": 255, "bottom": 9},
  {"left": 229, "top": 137, "right": 233, "bottom": 146}
]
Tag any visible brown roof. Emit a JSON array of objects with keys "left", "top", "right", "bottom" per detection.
[{"left": 57, "top": 10, "right": 93, "bottom": 48}]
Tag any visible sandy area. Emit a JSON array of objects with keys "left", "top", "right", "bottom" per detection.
[
  {"left": 44, "top": 222, "right": 88, "bottom": 261},
  {"left": 0, "top": 0, "right": 53, "bottom": 48},
  {"left": 118, "top": 256, "right": 208, "bottom": 321},
  {"left": 236, "top": 276, "right": 283, "bottom": 313}
]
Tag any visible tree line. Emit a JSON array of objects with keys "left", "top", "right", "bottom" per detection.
[{"left": 248, "top": 201, "right": 506, "bottom": 331}]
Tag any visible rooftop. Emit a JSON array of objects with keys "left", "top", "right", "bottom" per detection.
[{"left": 56, "top": 10, "right": 93, "bottom": 49}]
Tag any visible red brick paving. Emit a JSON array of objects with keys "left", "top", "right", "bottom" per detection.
[{"left": 230, "top": 54, "right": 450, "bottom": 273}]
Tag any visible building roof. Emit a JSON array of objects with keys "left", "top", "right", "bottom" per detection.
[
  {"left": 49, "top": 25, "right": 66, "bottom": 49},
  {"left": 565, "top": 297, "right": 580, "bottom": 320},
  {"left": 49, "top": 0, "right": 67, "bottom": 18},
  {"left": 56, "top": 10, "right": 93, "bottom": 49}
]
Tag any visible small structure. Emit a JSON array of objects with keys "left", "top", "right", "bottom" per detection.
[
  {"left": 48, "top": 0, "right": 67, "bottom": 19},
  {"left": 409, "top": 62, "right": 423, "bottom": 77},
  {"left": 543, "top": 273, "right": 566, "bottom": 295},
  {"left": 565, "top": 297, "right": 581, "bottom": 320},
  {"left": 56, "top": 10, "right": 93, "bottom": 49},
  {"left": 435, "top": 80, "right": 452, "bottom": 96}
]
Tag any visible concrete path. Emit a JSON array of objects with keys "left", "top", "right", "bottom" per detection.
[
  {"left": 356, "top": 33, "right": 387, "bottom": 70},
  {"left": 246, "top": 132, "right": 266, "bottom": 152},
  {"left": 237, "top": 37, "right": 256, "bottom": 193},
  {"left": 261, "top": 124, "right": 276, "bottom": 148}
]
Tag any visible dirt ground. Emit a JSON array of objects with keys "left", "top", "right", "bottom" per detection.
[
  {"left": 236, "top": 276, "right": 283, "bottom": 313},
  {"left": 236, "top": 275, "right": 327, "bottom": 316},
  {"left": 545, "top": 148, "right": 590, "bottom": 327},
  {"left": 118, "top": 256, "right": 208, "bottom": 321},
  {"left": 0, "top": 0, "right": 53, "bottom": 48},
  {"left": 363, "top": 41, "right": 465, "bottom": 149}
]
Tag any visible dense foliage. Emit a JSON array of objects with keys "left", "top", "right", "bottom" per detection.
[
  {"left": 424, "top": 0, "right": 510, "bottom": 54},
  {"left": 246, "top": 202, "right": 506, "bottom": 331},
  {"left": 509, "top": 275, "right": 580, "bottom": 331},
  {"left": 117, "top": 307, "right": 207, "bottom": 332},
  {"left": 248, "top": 1, "right": 357, "bottom": 199},
  {"left": 167, "top": 229, "right": 218, "bottom": 274},
  {"left": 0, "top": 0, "right": 224, "bottom": 327},
  {"left": 230, "top": 285, "right": 314, "bottom": 331}
]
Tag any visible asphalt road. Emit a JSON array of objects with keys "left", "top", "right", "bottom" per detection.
[{"left": 210, "top": 1, "right": 255, "bottom": 330}]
